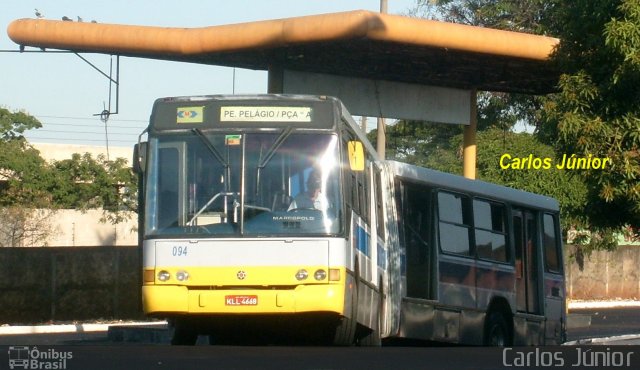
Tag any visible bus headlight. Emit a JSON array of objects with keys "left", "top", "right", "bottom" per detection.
[
  {"left": 157, "top": 270, "right": 171, "bottom": 282},
  {"left": 314, "top": 269, "right": 327, "bottom": 281},
  {"left": 176, "top": 270, "right": 190, "bottom": 281},
  {"left": 295, "top": 269, "right": 308, "bottom": 281}
]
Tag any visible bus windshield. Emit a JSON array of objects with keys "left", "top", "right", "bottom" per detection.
[{"left": 144, "top": 130, "right": 342, "bottom": 237}]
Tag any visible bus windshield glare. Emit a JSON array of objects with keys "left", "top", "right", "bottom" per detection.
[{"left": 144, "top": 130, "right": 342, "bottom": 237}]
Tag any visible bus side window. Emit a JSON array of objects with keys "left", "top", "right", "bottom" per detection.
[
  {"left": 158, "top": 147, "right": 180, "bottom": 229},
  {"left": 342, "top": 131, "right": 363, "bottom": 226},
  {"left": 473, "top": 199, "right": 508, "bottom": 262},
  {"left": 543, "top": 213, "right": 562, "bottom": 272},
  {"left": 399, "top": 180, "right": 432, "bottom": 299},
  {"left": 437, "top": 191, "right": 473, "bottom": 256}
]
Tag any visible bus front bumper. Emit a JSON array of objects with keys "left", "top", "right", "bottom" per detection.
[{"left": 142, "top": 283, "right": 347, "bottom": 315}]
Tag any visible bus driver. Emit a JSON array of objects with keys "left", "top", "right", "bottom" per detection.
[{"left": 288, "top": 170, "right": 329, "bottom": 211}]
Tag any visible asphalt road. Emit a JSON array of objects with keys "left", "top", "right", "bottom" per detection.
[
  {"left": 567, "top": 307, "right": 640, "bottom": 342},
  {"left": 0, "top": 308, "right": 638, "bottom": 370}
]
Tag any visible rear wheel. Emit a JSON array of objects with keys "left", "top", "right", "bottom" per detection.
[{"left": 483, "top": 312, "right": 510, "bottom": 346}]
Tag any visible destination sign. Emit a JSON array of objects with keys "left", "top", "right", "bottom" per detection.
[
  {"left": 220, "top": 106, "right": 312, "bottom": 122},
  {"left": 150, "top": 97, "right": 336, "bottom": 131}
]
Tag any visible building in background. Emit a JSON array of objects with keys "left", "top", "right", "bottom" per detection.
[{"left": 31, "top": 143, "right": 137, "bottom": 247}]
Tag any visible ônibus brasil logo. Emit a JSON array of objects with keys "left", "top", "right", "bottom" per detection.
[{"left": 8, "top": 346, "right": 73, "bottom": 369}]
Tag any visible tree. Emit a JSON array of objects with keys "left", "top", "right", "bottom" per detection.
[
  {"left": 372, "top": 124, "right": 587, "bottom": 232},
  {"left": 50, "top": 153, "right": 137, "bottom": 224},
  {"left": 415, "top": 0, "right": 554, "bottom": 34},
  {"left": 540, "top": 0, "right": 640, "bottom": 244},
  {"left": 0, "top": 109, "right": 57, "bottom": 246},
  {"left": 473, "top": 128, "right": 588, "bottom": 232},
  {"left": 409, "top": 0, "right": 640, "bottom": 248},
  {"left": 0, "top": 107, "right": 42, "bottom": 141},
  {"left": 0, "top": 207, "right": 56, "bottom": 247},
  {"left": 0, "top": 107, "right": 138, "bottom": 246},
  {"left": 368, "top": 121, "right": 463, "bottom": 173},
  {"left": 0, "top": 109, "right": 53, "bottom": 208}
]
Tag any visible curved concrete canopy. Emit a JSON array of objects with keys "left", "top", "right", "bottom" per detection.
[{"left": 8, "top": 10, "right": 560, "bottom": 94}]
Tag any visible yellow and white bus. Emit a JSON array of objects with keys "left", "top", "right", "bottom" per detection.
[{"left": 135, "top": 94, "right": 566, "bottom": 346}]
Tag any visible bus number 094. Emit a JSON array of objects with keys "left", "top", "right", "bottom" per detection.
[{"left": 172, "top": 246, "right": 188, "bottom": 257}]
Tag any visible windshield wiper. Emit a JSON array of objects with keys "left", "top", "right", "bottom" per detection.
[
  {"left": 192, "top": 128, "right": 228, "bottom": 169},
  {"left": 255, "top": 127, "right": 293, "bottom": 195},
  {"left": 257, "top": 127, "right": 293, "bottom": 170}
]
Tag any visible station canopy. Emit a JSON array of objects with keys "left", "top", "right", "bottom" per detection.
[{"left": 7, "top": 10, "right": 560, "bottom": 95}]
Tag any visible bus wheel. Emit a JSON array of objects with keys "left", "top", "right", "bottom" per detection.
[
  {"left": 332, "top": 266, "right": 359, "bottom": 346},
  {"left": 332, "top": 316, "right": 357, "bottom": 345},
  {"left": 171, "top": 319, "right": 198, "bottom": 345},
  {"left": 357, "top": 316, "right": 381, "bottom": 346},
  {"left": 357, "top": 286, "right": 382, "bottom": 346},
  {"left": 484, "top": 312, "right": 510, "bottom": 346}
]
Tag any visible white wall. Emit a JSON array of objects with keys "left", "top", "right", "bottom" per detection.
[
  {"left": 32, "top": 142, "right": 133, "bottom": 164},
  {"left": 46, "top": 209, "right": 138, "bottom": 247}
]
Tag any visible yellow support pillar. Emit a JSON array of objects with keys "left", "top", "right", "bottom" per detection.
[{"left": 463, "top": 90, "right": 477, "bottom": 179}]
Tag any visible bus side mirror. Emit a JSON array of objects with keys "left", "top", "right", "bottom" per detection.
[
  {"left": 133, "top": 142, "right": 148, "bottom": 174},
  {"left": 348, "top": 141, "right": 365, "bottom": 172}
]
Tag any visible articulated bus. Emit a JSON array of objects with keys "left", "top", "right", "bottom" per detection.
[{"left": 134, "top": 94, "right": 566, "bottom": 346}]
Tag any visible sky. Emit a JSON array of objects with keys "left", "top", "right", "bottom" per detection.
[{"left": 1, "top": 1, "right": 417, "bottom": 150}]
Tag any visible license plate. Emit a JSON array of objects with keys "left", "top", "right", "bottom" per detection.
[{"left": 225, "top": 295, "right": 258, "bottom": 306}]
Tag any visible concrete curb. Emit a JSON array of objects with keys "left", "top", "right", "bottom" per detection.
[
  {"left": 567, "top": 300, "right": 640, "bottom": 310},
  {"left": 564, "top": 334, "right": 640, "bottom": 346},
  {"left": 0, "top": 321, "right": 168, "bottom": 335},
  {"left": 108, "top": 324, "right": 171, "bottom": 344}
]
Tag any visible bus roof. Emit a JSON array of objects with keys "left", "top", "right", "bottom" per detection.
[{"left": 388, "top": 160, "right": 559, "bottom": 212}]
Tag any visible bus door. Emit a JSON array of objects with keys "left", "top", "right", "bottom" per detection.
[{"left": 512, "top": 209, "right": 541, "bottom": 315}]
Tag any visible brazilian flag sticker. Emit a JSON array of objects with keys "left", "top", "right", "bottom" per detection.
[
  {"left": 225, "top": 134, "right": 241, "bottom": 146},
  {"left": 177, "top": 106, "right": 204, "bottom": 124}
]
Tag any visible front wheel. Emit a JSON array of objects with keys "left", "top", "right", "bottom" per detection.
[
  {"left": 483, "top": 312, "right": 510, "bottom": 346},
  {"left": 357, "top": 286, "right": 382, "bottom": 346}
]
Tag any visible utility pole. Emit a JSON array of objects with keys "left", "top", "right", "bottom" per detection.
[{"left": 377, "top": 0, "right": 388, "bottom": 159}]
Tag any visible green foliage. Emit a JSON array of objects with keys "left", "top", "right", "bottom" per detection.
[
  {"left": 473, "top": 129, "right": 588, "bottom": 232},
  {"left": 0, "top": 138, "right": 55, "bottom": 208},
  {"left": 51, "top": 153, "right": 137, "bottom": 210},
  {"left": 375, "top": 123, "right": 588, "bottom": 233},
  {"left": 540, "top": 0, "right": 640, "bottom": 246},
  {"left": 411, "top": 0, "right": 640, "bottom": 250},
  {"left": 0, "top": 107, "right": 137, "bottom": 226},
  {"left": 0, "top": 107, "right": 42, "bottom": 141},
  {"left": 368, "top": 121, "right": 463, "bottom": 173},
  {"left": 417, "top": 0, "right": 554, "bottom": 33}
]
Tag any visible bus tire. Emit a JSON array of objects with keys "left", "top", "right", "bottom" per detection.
[
  {"left": 357, "top": 283, "right": 382, "bottom": 346},
  {"left": 171, "top": 319, "right": 198, "bottom": 345},
  {"left": 332, "top": 264, "right": 359, "bottom": 346},
  {"left": 332, "top": 316, "right": 357, "bottom": 346},
  {"left": 483, "top": 312, "right": 510, "bottom": 346}
]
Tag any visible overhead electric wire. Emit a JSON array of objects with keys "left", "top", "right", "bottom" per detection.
[
  {"left": 26, "top": 136, "right": 135, "bottom": 144},
  {"left": 39, "top": 121, "right": 145, "bottom": 130},
  {"left": 36, "top": 114, "right": 147, "bottom": 123},
  {"left": 33, "top": 129, "right": 139, "bottom": 136}
]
